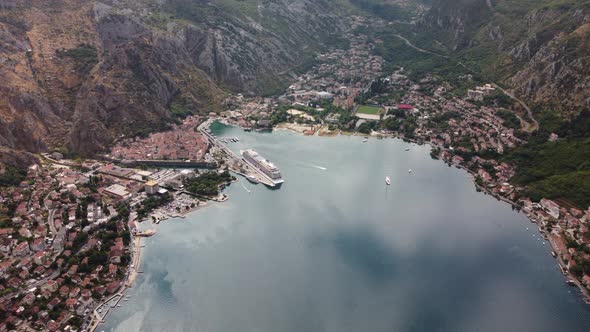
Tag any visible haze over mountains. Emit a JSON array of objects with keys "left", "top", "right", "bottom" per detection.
[{"left": 0, "top": 0, "right": 588, "bottom": 165}]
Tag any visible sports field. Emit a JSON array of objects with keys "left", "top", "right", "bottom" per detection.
[{"left": 357, "top": 105, "right": 382, "bottom": 115}]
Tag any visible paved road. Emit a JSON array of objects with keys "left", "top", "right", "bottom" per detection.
[
  {"left": 47, "top": 209, "right": 57, "bottom": 236},
  {"left": 492, "top": 83, "right": 539, "bottom": 132},
  {"left": 392, "top": 33, "right": 539, "bottom": 133},
  {"left": 392, "top": 34, "right": 448, "bottom": 58}
]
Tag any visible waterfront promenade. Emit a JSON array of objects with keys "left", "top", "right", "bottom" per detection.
[{"left": 88, "top": 235, "right": 142, "bottom": 332}]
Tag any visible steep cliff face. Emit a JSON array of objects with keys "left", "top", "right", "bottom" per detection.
[
  {"left": 0, "top": 0, "right": 224, "bottom": 159},
  {"left": 0, "top": 3, "right": 60, "bottom": 165},
  {"left": 420, "top": 0, "right": 493, "bottom": 49},
  {"left": 0, "top": 0, "right": 349, "bottom": 163},
  {"left": 419, "top": 0, "right": 590, "bottom": 116},
  {"left": 124, "top": 0, "right": 348, "bottom": 95},
  {"left": 508, "top": 10, "right": 590, "bottom": 115},
  {"left": 67, "top": 11, "right": 224, "bottom": 154}
]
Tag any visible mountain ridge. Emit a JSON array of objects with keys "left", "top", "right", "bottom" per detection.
[
  {"left": 0, "top": 0, "right": 350, "bottom": 168},
  {"left": 415, "top": 0, "right": 590, "bottom": 117}
]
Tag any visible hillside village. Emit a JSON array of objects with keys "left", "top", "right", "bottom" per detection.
[{"left": 0, "top": 151, "right": 215, "bottom": 331}]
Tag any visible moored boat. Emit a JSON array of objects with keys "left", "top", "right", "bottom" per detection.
[
  {"left": 246, "top": 175, "right": 259, "bottom": 184},
  {"left": 241, "top": 149, "right": 284, "bottom": 187}
]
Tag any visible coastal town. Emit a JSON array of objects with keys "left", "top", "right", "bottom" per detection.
[
  {"left": 0, "top": 134, "right": 233, "bottom": 331},
  {"left": 0, "top": 14, "right": 589, "bottom": 332},
  {"left": 0, "top": 107, "right": 293, "bottom": 331}
]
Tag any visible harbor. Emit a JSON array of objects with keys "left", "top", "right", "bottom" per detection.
[
  {"left": 103, "top": 127, "right": 590, "bottom": 332},
  {"left": 198, "top": 119, "right": 284, "bottom": 188}
]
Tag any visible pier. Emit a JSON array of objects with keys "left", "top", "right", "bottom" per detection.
[
  {"left": 119, "top": 159, "right": 217, "bottom": 169},
  {"left": 198, "top": 119, "right": 281, "bottom": 187}
]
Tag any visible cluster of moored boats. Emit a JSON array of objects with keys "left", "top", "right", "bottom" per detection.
[{"left": 219, "top": 137, "right": 240, "bottom": 144}]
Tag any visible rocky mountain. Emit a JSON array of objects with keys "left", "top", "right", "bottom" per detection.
[
  {"left": 0, "top": 0, "right": 223, "bottom": 162},
  {"left": 0, "top": 0, "right": 349, "bottom": 166},
  {"left": 417, "top": 0, "right": 590, "bottom": 117},
  {"left": 157, "top": 0, "right": 348, "bottom": 94}
]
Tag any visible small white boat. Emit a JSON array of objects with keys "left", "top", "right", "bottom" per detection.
[
  {"left": 385, "top": 176, "right": 391, "bottom": 185},
  {"left": 408, "top": 169, "right": 412, "bottom": 174},
  {"left": 246, "top": 175, "right": 259, "bottom": 184},
  {"left": 405, "top": 148, "right": 410, "bottom": 151},
  {"left": 363, "top": 138, "right": 368, "bottom": 142}
]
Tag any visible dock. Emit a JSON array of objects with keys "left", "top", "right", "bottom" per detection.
[{"left": 198, "top": 119, "right": 280, "bottom": 187}]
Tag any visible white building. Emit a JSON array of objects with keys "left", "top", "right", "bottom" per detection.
[
  {"left": 104, "top": 184, "right": 131, "bottom": 200},
  {"left": 145, "top": 180, "right": 160, "bottom": 195},
  {"left": 180, "top": 170, "right": 196, "bottom": 179}
]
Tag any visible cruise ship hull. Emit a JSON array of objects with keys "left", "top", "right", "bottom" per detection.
[{"left": 240, "top": 149, "right": 285, "bottom": 188}]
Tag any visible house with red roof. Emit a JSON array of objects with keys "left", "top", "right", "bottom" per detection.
[
  {"left": 12, "top": 241, "right": 30, "bottom": 257},
  {"left": 47, "top": 298, "right": 60, "bottom": 310},
  {"left": 30, "top": 238, "right": 45, "bottom": 252},
  {"left": 106, "top": 280, "right": 121, "bottom": 294},
  {"left": 397, "top": 104, "right": 414, "bottom": 111},
  {"left": 69, "top": 287, "right": 80, "bottom": 298},
  {"left": 33, "top": 251, "right": 46, "bottom": 265},
  {"left": 59, "top": 285, "right": 69, "bottom": 298},
  {"left": 65, "top": 298, "right": 78, "bottom": 310}
]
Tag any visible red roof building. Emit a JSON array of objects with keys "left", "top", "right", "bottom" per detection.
[
  {"left": 397, "top": 104, "right": 414, "bottom": 110},
  {"left": 106, "top": 281, "right": 121, "bottom": 294}
]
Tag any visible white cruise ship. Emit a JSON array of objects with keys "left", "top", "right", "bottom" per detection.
[{"left": 241, "top": 149, "right": 284, "bottom": 186}]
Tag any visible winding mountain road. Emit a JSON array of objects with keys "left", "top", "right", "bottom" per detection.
[
  {"left": 391, "top": 33, "right": 538, "bottom": 132},
  {"left": 492, "top": 83, "right": 539, "bottom": 132}
]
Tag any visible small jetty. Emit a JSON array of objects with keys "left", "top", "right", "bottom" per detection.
[{"left": 136, "top": 229, "right": 156, "bottom": 237}]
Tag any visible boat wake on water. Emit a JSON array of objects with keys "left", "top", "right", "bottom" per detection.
[
  {"left": 240, "top": 180, "right": 251, "bottom": 193},
  {"left": 295, "top": 162, "right": 327, "bottom": 170}
]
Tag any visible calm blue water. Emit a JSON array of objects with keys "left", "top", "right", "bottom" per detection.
[{"left": 103, "top": 124, "right": 590, "bottom": 332}]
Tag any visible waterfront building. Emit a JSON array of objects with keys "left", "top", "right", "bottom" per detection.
[{"left": 145, "top": 180, "right": 160, "bottom": 195}]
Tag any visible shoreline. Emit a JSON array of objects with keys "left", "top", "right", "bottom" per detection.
[
  {"left": 88, "top": 234, "right": 142, "bottom": 332},
  {"left": 95, "top": 120, "right": 588, "bottom": 331},
  {"left": 270, "top": 121, "right": 590, "bottom": 304},
  {"left": 88, "top": 187, "right": 223, "bottom": 330}
]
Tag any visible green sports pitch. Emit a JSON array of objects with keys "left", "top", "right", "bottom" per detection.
[{"left": 357, "top": 105, "right": 382, "bottom": 115}]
